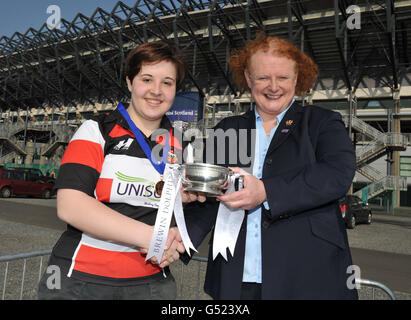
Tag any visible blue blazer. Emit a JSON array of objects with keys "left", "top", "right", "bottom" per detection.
[{"left": 183, "top": 102, "right": 358, "bottom": 300}]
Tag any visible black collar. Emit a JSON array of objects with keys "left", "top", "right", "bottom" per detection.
[{"left": 106, "top": 102, "right": 173, "bottom": 135}]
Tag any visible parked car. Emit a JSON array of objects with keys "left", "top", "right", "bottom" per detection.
[
  {"left": 339, "top": 195, "right": 372, "bottom": 229},
  {"left": 11, "top": 167, "right": 56, "bottom": 185},
  {"left": 0, "top": 168, "right": 54, "bottom": 199}
]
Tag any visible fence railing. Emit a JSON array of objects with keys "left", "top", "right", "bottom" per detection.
[
  {"left": 0, "top": 122, "right": 76, "bottom": 160},
  {"left": 357, "top": 279, "right": 397, "bottom": 300},
  {"left": 342, "top": 114, "right": 384, "bottom": 141},
  {"left": 0, "top": 249, "right": 51, "bottom": 300},
  {"left": 0, "top": 249, "right": 398, "bottom": 300},
  {"left": 356, "top": 164, "right": 386, "bottom": 182},
  {"left": 354, "top": 175, "right": 408, "bottom": 200},
  {"left": 341, "top": 114, "right": 408, "bottom": 165}
]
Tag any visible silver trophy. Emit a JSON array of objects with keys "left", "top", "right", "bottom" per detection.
[{"left": 181, "top": 163, "right": 242, "bottom": 196}]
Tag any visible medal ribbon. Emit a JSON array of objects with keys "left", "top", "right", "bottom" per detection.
[
  {"left": 117, "top": 103, "right": 169, "bottom": 174},
  {"left": 117, "top": 103, "right": 196, "bottom": 262},
  {"left": 146, "top": 163, "right": 197, "bottom": 263}
]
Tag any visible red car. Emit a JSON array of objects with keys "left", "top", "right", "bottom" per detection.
[{"left": 0, "top": 168, "right": 54, "bottom": 199}]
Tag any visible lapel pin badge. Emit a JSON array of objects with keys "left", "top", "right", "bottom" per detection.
[
  {"left": 281, "top": 129, "right": 289, "bottom": 133},
  {"left": 286, "top": 120, "right": 293, "bottom": 126}
]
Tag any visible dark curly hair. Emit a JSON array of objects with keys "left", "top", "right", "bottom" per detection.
[{"left": 228, "top": 32, "right": 318, "bottom": 96}]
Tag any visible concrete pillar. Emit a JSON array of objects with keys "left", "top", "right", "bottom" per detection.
[
  {"left": 24, "top": 141, "right": 34, "bottom": 165},
  {"left": 348, "top": 90, "right": 357, "bottom": 196},
  {"left": 393, "top": 89, "right": 401, "bottom": 208},
  {"left": 39, "top": 156, "right": 47, "bottom": 166}
]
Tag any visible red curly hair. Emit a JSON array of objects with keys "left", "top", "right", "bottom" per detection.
[{"left": 228, "top": 33, "right": 318, "bottom": 96}]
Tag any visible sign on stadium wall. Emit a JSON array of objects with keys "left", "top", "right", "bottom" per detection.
[{"left": 166, "top": 92, "right": 202, "bottom": 122}]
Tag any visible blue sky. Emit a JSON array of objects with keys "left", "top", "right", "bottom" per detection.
[{"left": 0, "top": 0, "right": 139, "bottom": 38}]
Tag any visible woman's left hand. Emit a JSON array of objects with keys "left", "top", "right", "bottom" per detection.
[{"left": 217, "top": 167, "right": 267, "bottom": 211}]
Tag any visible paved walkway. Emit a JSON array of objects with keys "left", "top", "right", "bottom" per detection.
[{"left": 0, "top": 200, "right": 410, "bottom": 300}]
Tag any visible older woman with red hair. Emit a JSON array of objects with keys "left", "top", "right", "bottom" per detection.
[
  {"left": 229, "top": 34, "right": 318, "bottom": 98},
  {"left": 183, "top": 33, "right": 358, "bottom": 300}
]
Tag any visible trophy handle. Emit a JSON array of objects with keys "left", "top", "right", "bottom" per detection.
[
  {"left": 233, "top": 174, "right": 244, "bottom": 191},
  {"left": 181, "top": 178, "right": 193, "bottom": 189},
  {"left": 237, "top": 175, "right": 244, "bottom": 190}
]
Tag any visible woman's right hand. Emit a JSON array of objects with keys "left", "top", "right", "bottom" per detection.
[
  {"left": 141, "top": 227, "right": 185, "bottom": 268},
  {"left": 159, "top": 227, "right": 185, "bottom": 268}
]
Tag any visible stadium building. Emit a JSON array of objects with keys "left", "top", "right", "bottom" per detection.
[{"left": 1, "top": 0, "right": 411, "bottom": 210}]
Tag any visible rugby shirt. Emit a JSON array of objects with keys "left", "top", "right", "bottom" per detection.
[{"left": 47, "top": 103, "right": 184, "bottom": 286}]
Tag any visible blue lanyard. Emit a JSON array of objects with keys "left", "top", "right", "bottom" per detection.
[{"left": 117, "top": 103, "right": 169, "bottom": 175}]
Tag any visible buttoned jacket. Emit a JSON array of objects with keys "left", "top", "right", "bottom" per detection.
[{"left": 183, "top": 101, "right": 358, "bottom": 300}]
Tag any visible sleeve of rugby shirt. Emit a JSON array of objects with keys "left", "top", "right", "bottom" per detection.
[{"left": 54, "top": 119, "right": 105, "bottom": 197}]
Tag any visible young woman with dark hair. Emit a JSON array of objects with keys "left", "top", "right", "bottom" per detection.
[{"left": 38, "top": 41, "right": 204, "bottom": 300}]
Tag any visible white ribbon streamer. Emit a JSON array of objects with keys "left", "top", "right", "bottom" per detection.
[
  {"left": 173, "top": 169, "right": 197, "bottom": 256},
  {"left": 186, "top": 143, "right": 194, "bottom": 163},
  {"left": 146, "top": 163, "right": 177, "bottom": 262},
  {"left": 212, "top": 174, "right": 245, "bottom": 261},
  {"left": 146, "top": 163, "right": 196, "bottom": 263}
]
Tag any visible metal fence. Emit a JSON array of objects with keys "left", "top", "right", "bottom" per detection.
[
  {"left": 0, "top": 249, "right": 51, "bottom": 300},
  {"left": 0, "top": 249, "right": 397, "bottom": 300}
]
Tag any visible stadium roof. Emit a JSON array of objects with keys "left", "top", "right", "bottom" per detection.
[{"left": 1, "top": 0, "right": 411, "bottom": 111}]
